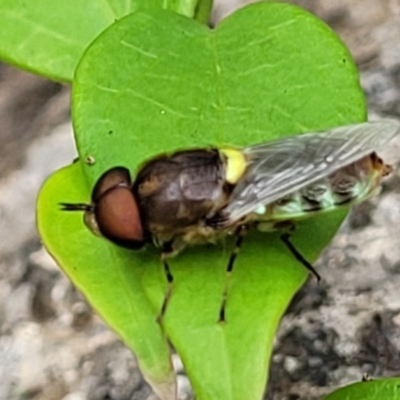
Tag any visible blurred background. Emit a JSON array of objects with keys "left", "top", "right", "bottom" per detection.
[{"left": 0, "top": 1, "right": 400, "bottom": 399}]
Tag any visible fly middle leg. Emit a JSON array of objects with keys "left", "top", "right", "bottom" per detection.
[{"left": 218, "top": 224, "right": 248, "bottom": 323}]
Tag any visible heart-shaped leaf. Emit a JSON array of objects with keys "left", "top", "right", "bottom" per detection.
[
  {"left": 0, "top": 0, "right": 201, "bottom": 82},
  {"left": 38, "top": 3, "right": 366, "bottom": 399}
]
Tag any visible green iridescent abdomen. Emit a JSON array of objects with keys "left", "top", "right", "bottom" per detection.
[{"left": 255, "top": 156, "right": 384, "bottom": 230}]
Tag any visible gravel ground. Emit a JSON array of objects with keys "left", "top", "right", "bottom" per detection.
[{"left": 0, "top": 1, "right": 400, "bottom": 400}]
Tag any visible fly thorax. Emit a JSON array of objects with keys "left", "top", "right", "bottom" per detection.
[{"left": 136, "top": 149, "right": 228, "bottom": 232}]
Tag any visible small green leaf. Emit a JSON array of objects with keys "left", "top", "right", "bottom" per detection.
[
  {"left": 37, "top": 162, "right": 176, "bottom": 400},
  {"left": 38, "top": 3, "right": 366, "bottom": 400},
  {"left": 0, "top": 0, "right": 202, "bottom": 82},
  {"left": 323, "top": 378, "right": 400, "bottom": 400}
]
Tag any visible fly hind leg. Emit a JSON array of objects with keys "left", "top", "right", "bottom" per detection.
[
  {"left": 219, "top": 225, "right": 248, "bottom": 323},
  {"left": 280, "top": 231, "right": 321, "bottom": 282}
]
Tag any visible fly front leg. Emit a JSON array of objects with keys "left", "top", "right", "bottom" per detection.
[
  {"left": 218, "top": 224, "right": 248, "bottom": 323},
  {"left": 157, "top": 254, "right": 174, "bottom": 325},
  {"left": 156, "top": 241, "right": 176, "bottom": 325}
]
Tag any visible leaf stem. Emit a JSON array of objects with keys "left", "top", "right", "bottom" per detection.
[{"left": 194, "top": 0, "right": 214, "bottom": 25}]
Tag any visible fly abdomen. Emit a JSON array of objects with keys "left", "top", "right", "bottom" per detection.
[{"left": 255, "top": 154, "right": 387, "bottom": 223}]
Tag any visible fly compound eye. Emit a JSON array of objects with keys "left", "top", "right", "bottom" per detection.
[
  {"left": 92, "top": 167, "right": 131, "bottom": 202},
  {"left": 93, "top": 167, "right": 145, "bottom": 249}
]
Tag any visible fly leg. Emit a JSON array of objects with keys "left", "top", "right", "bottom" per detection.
[
  {"left": 156, "top": 244, "right": 175, "bottom": 325},
  {"left": 280, "top": 232, "right": 321, "bottom": 282},
  {"left": 219, "top": 225, "right": 248, "bottom": 323}
]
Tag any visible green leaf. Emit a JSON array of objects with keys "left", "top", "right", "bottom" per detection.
[
  {"left": 323, "top": 378, "right": 400, "bottom": 400},
  {"left": 73, "top": 5, "right": 365, "bottom": 184},
  {"left": 37, "top": 162, "right": 176, "bottom": 400},
  {"left": 0, "top": 0, "right": 204, "bottom": 82},
  {"left": 38, "top": 3, "right": 366, "bottom": 400}
]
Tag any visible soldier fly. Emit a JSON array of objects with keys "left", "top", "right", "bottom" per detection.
[{"left": 61, "top": 120, "right": 400, "bottom": 322}]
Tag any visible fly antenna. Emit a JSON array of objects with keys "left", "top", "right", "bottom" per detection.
[{"left": 59, "top": 203, "right": 94, "bottom": 212}]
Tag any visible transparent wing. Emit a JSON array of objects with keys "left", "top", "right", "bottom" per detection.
[{"left": 224, "top": 120, "right": 400, "bottom": 222}]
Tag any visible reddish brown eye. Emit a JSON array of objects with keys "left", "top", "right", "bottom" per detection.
[
  {"left": 93, "top": 167, "right": 145, "bottom": 249},
  {"left": 92, "top": 167, "right": 131, "bottom": 202}
]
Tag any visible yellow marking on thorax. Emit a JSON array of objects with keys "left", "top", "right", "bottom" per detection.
[{"left": 220, "top": 148, "right": 247, "bottom": 184}]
